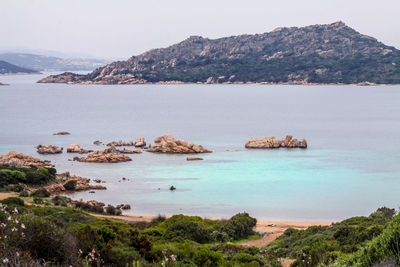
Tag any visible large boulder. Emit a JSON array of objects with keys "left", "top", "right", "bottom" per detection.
[
  {"left": 0, "top": 151, "right": 52, "bottom": 168},
  {"left": 134, "top": 137, "right": 146, "bottom": 147},
  {"left": 36, "top": 145, "right": 63, "bottom": 154},
  {"left": 73, "top": 146, "right": 132, "bottom": 163},
  {"left": 245, "top": 135, "right": 307, "bottom": 149},
  {"left": 67, "top": 143, "right": 93, "bottom": 154},
  {"left": 148, "top": 134, "right": 212, "bottom": 154}
]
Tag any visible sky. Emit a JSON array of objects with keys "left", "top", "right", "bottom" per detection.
[{"left": 1, "top": 0, "right": 400, "bottom": 59}]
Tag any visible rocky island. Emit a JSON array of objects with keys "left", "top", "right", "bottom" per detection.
[
  {"left": 38, "top": 22, "right": 400, "bottom": 85},
  {"left": 245, "top": 135, "right": 307, "bottom": 149},
  {"left": 36, "top": 145, "right": 63, "bottom": 154},
  {"left": 67, "top": 143, "right": 93, "bottom": 154},
  {"left": 0, "top": 151, "right": 52, "bottom": 168},
  {"left": 148, "top": 133, "right": 211, "bottom": 153},
  {"left": 73, "top": 146, "right": 132, "bottom": 163}
]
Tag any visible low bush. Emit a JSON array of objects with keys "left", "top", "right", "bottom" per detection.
[
  {"left": 52, "top": 195, "right": 71, "bottom": 207},
  {"left": 19, "top": 190, "right": 29, "bottom": 197},
  {"left": 30, "top": 188, "right": 50, "bottom": 198},
  {"left": 33, "top": 197, "right": 44, "bottom": 204},
  {"left": 0, "top": 197, "right": 25, "bottom": 206},
  {"left": 105, "top": 205, "right": 122, "bottom": 215},
  {"left": 63, "top": 180, "right": 77, "bottom": 190}
]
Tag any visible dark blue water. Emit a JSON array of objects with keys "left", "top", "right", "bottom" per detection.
[{"left": 1, "top": 73, "right": 399, "bottom": 221}]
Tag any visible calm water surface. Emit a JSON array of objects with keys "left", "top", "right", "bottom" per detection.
[{"left": 0, "top": 73, "right": 399, "bottom": 221}]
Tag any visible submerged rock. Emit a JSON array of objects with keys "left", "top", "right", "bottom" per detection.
[
  {"left": 67, "top": 143, "right": 93, "bottom": 154},
  {"left": 53, "top": 131, "right": 70, "bottom": 135},
  {"left": 0, "top": 151, "right": 52, "bottom": 168},
  {"left": 245, "top": 135, "right": 307, "bottom": 149},
  {"left": 93, "top": 140, "right": 103, "bottom": 145},
  {"left": 36, "top": 145, "right": 63, "bottom": 154},
  {"left": 187, "top": 157, "right": 203, "bottom": 161},
  {"left": 148, "top": 133, "right": 211, "bottom": 154},
  {"left": 73, "top": 146, "right": 132, "bottom": 163}
]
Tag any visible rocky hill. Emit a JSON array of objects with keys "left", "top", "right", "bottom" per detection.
[
  {"left": 38, "top": 22, "right": 400, "bottom": 84},
  {"left": 0, "top": 60, "right": 38, "bottom": 74},
  {"left": 0, "top": 53, "right": 110, "bottom": 71}
]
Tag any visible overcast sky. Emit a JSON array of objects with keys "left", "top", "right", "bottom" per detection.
[{"left": 2, "top": 0, "right": 400, "bottom": 59}]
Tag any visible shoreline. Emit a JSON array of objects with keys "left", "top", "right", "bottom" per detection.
[{"left": 36, "top": 79, "right": 400, "bottom": 86}]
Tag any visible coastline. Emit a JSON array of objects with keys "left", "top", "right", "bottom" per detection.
[{"left": 37, "top": 78, "right": 399, "bottom": 86}]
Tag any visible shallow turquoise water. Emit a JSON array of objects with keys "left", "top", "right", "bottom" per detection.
[{"left": 0, "top": 73, "right": 400, "bottom": 221}]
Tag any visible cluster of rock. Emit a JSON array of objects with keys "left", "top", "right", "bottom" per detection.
[
  {"left": 118, "top": 148, "right": 142, "bottom": 154},
  {"left": 107, "top": 137, "right": 146, "bottom": 147},
  {"left": 0, "top": 151, "right": 52, "bottom": 168},
  {"left": 73, "top": 146, "right": 132, "bottom": 163},
  {"left": 36, "top": 145, "right": 63, "bottom": 154},
  {"left": 53, "top": 131, "right": 70, "bottom": 135},
  {"left": 45, "top": 175, "right": 107, "bottom": 194},
  {"left": 245, "top": 135, "right": 307, "bottom": 149},
  {"left": 147, "top": 134, "right": 212, "bottom": 154},
  {"left": 67, "top": 143, "right": 93, "bottom": 154}
]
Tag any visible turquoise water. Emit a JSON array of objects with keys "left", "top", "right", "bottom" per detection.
[{"left": 0, "top": 73, "right": 400, "bottom": 221}]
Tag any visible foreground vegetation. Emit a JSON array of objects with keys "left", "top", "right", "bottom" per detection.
[{"left": 1, "top": 165, "right": 400, "bottom": 266}]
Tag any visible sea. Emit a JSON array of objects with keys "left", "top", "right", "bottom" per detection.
[{"left": 1, "top": 72, "right": 399, "bottom": 221}]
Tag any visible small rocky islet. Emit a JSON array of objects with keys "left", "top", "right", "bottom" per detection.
[{"left": 245, "top": 135, "right": 307, "bottom": 149}]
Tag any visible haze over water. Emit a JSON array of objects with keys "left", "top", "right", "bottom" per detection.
[{"left": 1, "top": 73, "right": 400, "bottom": 221}]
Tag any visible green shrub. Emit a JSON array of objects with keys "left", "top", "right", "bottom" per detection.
[
  {"left": 52, "top": 195, "right": 71, "bottom": 206},
  {"left": 10, "top": 184, "right": 24, "bottom": 192},
  {"left": 164, "top": 216, "right": 212, "bottom": 243},
  {"left": 30, "top": 188, "right": 50, "bottom": 198},
  {"left": 193, "top": 247, "right": 224, "bottom": 266},
  {"left": 0, "top": 197, "right": 25, "bottom": 206},
  {"left": 0, "top": 169, "right": 26, "bottom": 186},
  {"left": 219, "top": 212, "right": 257, "bottom": 240},
  {"left": 105, "top": 205, "right": 122, "bottom": 215},
  {"left": 63, "top": 180, "right": 77, "bottom": 190},
  {"left": 19, "top": 190, "right": 29, "bottom": 197},
  {"left": 33, "top": 197, "right": 44, "bottom": 204}
]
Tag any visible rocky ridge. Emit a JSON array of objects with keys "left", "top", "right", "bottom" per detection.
[
  {"left": 245, "top": 135, "right": 307, "bottom": 149},
  {"left": 38, "top": 22, "right": 400, "bottom": 85}
]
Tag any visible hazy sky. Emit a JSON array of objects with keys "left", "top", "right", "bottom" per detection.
[{"left": 2, "top": 0, "right": 400, "bottom": 59}]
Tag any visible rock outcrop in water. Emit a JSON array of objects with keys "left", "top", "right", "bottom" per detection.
[
  {"left": 36, "top": 145, "right": 63, "bottom": 154},
  {"left": 148, "top": 134, "right": 211, "bottom": 154},
  {"left": 67, "top": 143, "right": 93, "bottom": 154},
  {"left": 107, "top": 137, "right": 146, "bottom": 147},
  {"left": 38, "top": 22, "right": 400, "bottom": 85},
  {"left": 45, "top": 175, "right": 107, "bottom": 194},
  {"left": 0, "top": 151, "right": 52, "bottom": 168},
  {"left": 245, "top": 135, "right": 307, "bottom": 149},
  {"left": 73, "top": 146, "right": 132, "bottom": 163}
]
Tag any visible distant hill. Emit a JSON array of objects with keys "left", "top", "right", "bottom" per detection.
[
  {"left": 0, "top": 60, "right": 38, "bottom": 74},
  {"left": 39, "top": 22, "right": 400, "bottom": 85},
  {"left": 0, "top": 53, "right": 110, "bottom": 71}
]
